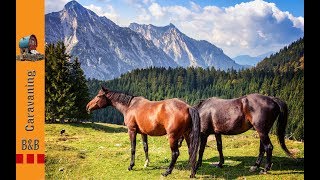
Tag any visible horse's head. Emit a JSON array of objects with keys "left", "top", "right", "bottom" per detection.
[{"left": 86, "top": 85, "right": 112, "bottom": 114}]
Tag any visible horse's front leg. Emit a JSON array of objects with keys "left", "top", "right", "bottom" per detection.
[
  {"left": 141, "top": 134, "right": 149, "bottom": 168},
  {"left": 162, "top": 135, "right": 179, "bottom": 177},
  {"left": 128, "top": 129, "right": 137, "bottom": 171}
]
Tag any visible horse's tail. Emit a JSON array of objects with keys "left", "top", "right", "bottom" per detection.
[
  {"left": 188, "top": 107, "right": 200, "bottom": 176},
  {"left": 272, "top": 97, "right": 294, "bottom": 158}
]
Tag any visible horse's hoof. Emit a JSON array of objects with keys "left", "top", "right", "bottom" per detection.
[
  {"left": 190, "top": 174, "right": 196, "bottom": 178},
  {"left": 161, "top": 172, "right": 169, "bottom": 177},
  {"left": 259, "top": 170, "right": 269, "bottom": 174},
  {"left": 249, "top": 166, "right": 258, "bottom": 172},
  {"left": 162, "top": 170, "right": 172, "bottom": 177},
  {"left": 211, "top": 163, "right": 223, "bottom": 168},
  {"left": 128, "top": 166, "right": 133, "bottom": 171},
  {"left": 144, "top": 160, "right": 149, "bottom": 168}
]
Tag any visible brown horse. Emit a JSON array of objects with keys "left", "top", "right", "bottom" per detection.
[
  {"left": 86, "top": 86, "right": 200, "bottom": 178},
  {"left": 190, "top": 93, "right": 294, "bottom": 174}
]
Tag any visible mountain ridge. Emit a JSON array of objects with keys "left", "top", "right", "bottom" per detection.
[
  {"left": 129, "top": 23, "right": 244, "bottom": 70},
  {"left": 232, "top": 51, "right": 274, "bottom": 66}
]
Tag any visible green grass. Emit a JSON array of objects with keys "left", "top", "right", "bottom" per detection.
[{"left": 45, "top": 123, "right": 304, "bottom": 179}]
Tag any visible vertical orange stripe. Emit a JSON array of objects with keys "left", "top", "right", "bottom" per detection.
[{"left": 16, "top": 0, "right": 45, "bottom": 179}]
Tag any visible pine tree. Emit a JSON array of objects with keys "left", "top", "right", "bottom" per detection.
[
  {"left": 69, "top": 57, "right": 91, "bottom": 121},
  {"left": 45, "top": 42, "right": 75, "bottom": 122}
]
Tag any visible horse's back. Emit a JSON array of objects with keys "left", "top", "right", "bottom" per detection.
[
  {"left": 164, "top": 98, "right": 190, "bottom": 112},
  {"left": 197, "top": 96, "right": 241, "bottom": 111}
]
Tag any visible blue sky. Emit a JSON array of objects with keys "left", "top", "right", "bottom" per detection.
[{"left": 46, "top": 0, "right": 304, "bottom": 57}]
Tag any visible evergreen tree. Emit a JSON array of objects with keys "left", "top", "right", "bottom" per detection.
[
  {"left": 45, "top": 42, "right": 90, "bottom": 122},
  {"left": 45, "top": 42, "right": 75, "bottom": 122},
  {"left": 69, "top": 57, "right": 91, "bottom": 121}
]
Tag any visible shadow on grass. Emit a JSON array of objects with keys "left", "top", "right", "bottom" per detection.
[
  {"left": 189, "top": 156, "right": 304, "bottom": 179},
  {"left": 66, "top": 122, "right": 128, "bottom": 133},
  {"left": 131, "top": 155, "right": 302, "bottom": 179}
]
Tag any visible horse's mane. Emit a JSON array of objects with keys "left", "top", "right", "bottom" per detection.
[{"left": 107, "top": 90, "right": 135, "bottom": 106}]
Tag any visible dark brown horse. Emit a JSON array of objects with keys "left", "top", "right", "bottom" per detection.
[
  {"left": 86, "top": 86, "right": 200, "bottom": 178},
  {"left": 191, "top": 93, "right": 293, "bottom": 174}
]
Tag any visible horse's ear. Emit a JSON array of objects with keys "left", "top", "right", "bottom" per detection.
[{"left": 101, "top": 85, "right": 108, "bottom": 92}]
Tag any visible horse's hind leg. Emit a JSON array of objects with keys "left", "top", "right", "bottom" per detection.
[
  {"left": 261, "top": 134, "right": 273, "bottom": 174},
  {"left": 141, "top": 134, "right": 149, "bottom": 168},
  {"left": 196, "top": 133, "right": 209, "bottom": 170},
  {"left": 214, "top": 134, "right": 224, "bottom": 168},
  {"left": 128, "top": 129, "right": 137, "bottom": 171},
  {"left": 250, "top": 140, "right": 265, "bottom": 172},
  {"left": 183, "top": 133, "right": 191, "bottom": 160},
  {"left": 255, "top": 133, "right": 273, "bottom": 174},
  {"left": 162, "top": 135, "right": 179, "bottom": 177},
  {"left": 178, "top": 136, "right": 184, "bottom": 147}
]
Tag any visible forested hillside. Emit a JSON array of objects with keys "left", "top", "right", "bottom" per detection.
[
  {"left": 256, "top": 37, "right": 304, "bottom": 72},
  {"left": 87, "top": 38, "right": 304, "bottom": 141}
]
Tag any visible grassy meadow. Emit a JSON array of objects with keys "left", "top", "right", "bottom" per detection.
[{"left": 45, "top": 123, "right": 304, "bottom": 179}]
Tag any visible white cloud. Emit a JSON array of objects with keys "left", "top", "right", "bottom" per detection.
[
  {"left": 166, "top": 6, "right": 192, "bottom": 20},
  {"left": 190, "top": 1, "right": 200, "bottom": 12},
  {"left": 288, "top": 14, "right": 304, "bottom": 30},
  {"left": 125, "top": 0, "right": 154, "bottom": 6},
  {"left": 45, "top": 0, "right": 70, "bottom": 13},
  {"left": 257, "top": 30, "right": 267, "bottom": 39},
  {"left": 148, "top": 3, "right": 165, "bottom": 19},
  {"left": 84, "top": 4, "right": 119, "bottom": 23},
  {"left": 137, "top": 8, "right": 151, "bottom": 22},
  {"left": 143, "top": 0, "right": 154, "bottom": 5},
  {"left": 137, "top": 0, "right": 304, "bottom": 57}
]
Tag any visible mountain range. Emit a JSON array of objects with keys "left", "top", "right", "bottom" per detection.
[
  {"left": 129, "top": 23, "right": 243, "bottom": 70},
  {"left": 232, "top": 51, "right": 274, "bottom": 66},
  {"left": 45, "top": 0, "right": 246, "bottom": 80}
]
